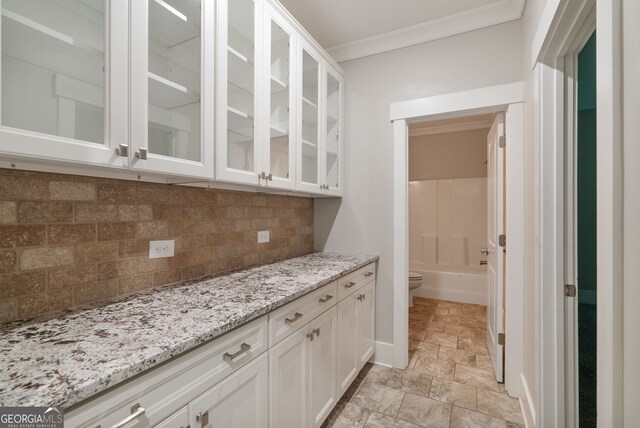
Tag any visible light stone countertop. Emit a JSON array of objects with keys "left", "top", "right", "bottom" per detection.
[{"left": 0, "top": 252, "right": 378, "bottom": 408}]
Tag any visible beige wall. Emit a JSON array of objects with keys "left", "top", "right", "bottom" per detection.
[
  {"left": 409, "top": 128, "right": 489, "bottom": 181},
  {"left": 314, "top": 20, "right": 523, "bottom": 344},
  {"left": 0, "top": 169, "right": 313, "bottom": 323}
]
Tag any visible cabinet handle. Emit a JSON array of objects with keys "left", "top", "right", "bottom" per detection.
[
  {"left": 135, "top": 147, "right": 148, "bottom": 160},
  {"left": 357, "top": 294, "right": 364, "bottom": 302},
  {"left": 223, "top": 342, "right": 251, "bottom": 363},
  {"left": 345, "top": 281, "right": 356, "bottom": 288},
  {"left": 112, "top": 403, "right": 145, "bottom": 428},
  {"left": 319, "top": 295, "right": 333, "bottom": 303},
  {"left": 196, "top": 411, "right": 209, "bottom": 427},
  {"left": 285, "top": 312, "right": 303, "bottom": 324},
  {"left": 364, "top": 271, "right": 374, "bottom": 277},
  {"left": 313, "top": 328, "right": 320, "bottom": 337},
  {"left": 115, "top": 144, "right": 128, "bottom": 157},
  {"left": 306, "top": 331, "right": 315, "bottom": 341}
]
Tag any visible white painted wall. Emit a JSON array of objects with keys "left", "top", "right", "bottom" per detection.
[
  {"left": 314, "top": 20, "right": 523, "bottom": 344},
  {"left": 409, "top": 178, "right": 487, "bottom": 269},
  {"left": 409, "top": 128, "right": 489, "bottom": 181}
]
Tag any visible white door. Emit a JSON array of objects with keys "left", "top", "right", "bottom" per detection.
[
  {"left": 336, "top": 292, "right": 358, "bottom": 395},
  {"left": 308, "top": 307, "right": 338, "bottom": 428},
  {"left": 486, "top": 113, "right": 505, "bottom": 382},
  {"left": 356, "top": 281, "right": 376, "bottom": 367},
  {"left": 189, "top": 353, "right": 268, "bottom": 428},
  {"left": 129, "top": 0, "right": 215, "bottom": 179},
  {"left": 323, "top": 65, "right": 343, "bottom": 197},
  {"left": 269, "top": 326, "right": 310, "bottom": 428}
]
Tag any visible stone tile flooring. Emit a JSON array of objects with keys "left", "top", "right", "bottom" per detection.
[{"left": 322, "top": 297, "right": 525, "bottom": 428}]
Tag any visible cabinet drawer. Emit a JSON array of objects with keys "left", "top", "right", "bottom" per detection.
[
  {"left": 269, "top": 281, "right": 337, "bottom": 346},
  {"left": 156, "top": 406, "right": 189, "bottom": 428},
  {"left": 66, "top": 316, "right": 268, "bottom": 428},
  {"left": 337, "top": 263, "right": 376, "bottom": 301}
]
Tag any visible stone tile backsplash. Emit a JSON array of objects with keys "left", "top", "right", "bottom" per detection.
[{"left": 0, "top": 169, "right": 314, "bottom": 323}]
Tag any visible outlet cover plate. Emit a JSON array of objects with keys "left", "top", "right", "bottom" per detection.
[
  {"left": 149, "top": 240, "right": 175, "bottom": 259},
  {"left": 257, "top": 230, "right": 270, "bottom": 244}
]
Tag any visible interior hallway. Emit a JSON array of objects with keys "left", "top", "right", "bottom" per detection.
[{"left": 323, "top": 298, "right": 525, "bottom": 427}]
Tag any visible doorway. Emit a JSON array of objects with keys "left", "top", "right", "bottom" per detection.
[{"left": 390, "top": 83, "right": 525, "bottom": 399}]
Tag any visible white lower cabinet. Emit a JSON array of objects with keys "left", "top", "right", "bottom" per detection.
[
  {"left": 156, "top": 406, "right": 189, "bottom": 428},
  {"left": 190, "top": 353, "right": 269, "bottom": 428},
  {"left": 269, "top": 305, "right": 338, "bottom": 428},
  {"left": 337, "top": 280, "right": 376, "bottom": 395}
]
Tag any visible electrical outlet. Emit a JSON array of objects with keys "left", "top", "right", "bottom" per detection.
[
  {"left": 257, "top": 230, "right": 270, "bottom": 244},
  {"left": 149, "top": 240, "right": 175, "bottom": 259}
]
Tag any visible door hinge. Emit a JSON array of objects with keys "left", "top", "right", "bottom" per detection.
[
  {"left": 499, "top": 234, "right": 506, "bottom": 247},
  {"left": 498, "top": 333, "right": 505, "bottom": 346},
  {"left": 499, "top": 136, "right": 506, "bottom": 148},
  {"left": 565, "top": 284, "right": 577, "bottom": 297}
]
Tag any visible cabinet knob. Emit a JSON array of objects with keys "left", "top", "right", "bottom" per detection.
[
  {"left": 313, "top": 328, "right": 320, "bottom": 337},
  {"left": 115, "top": 144, "right": 128, "bottom": 157},
  {"left": 345, "top": 281, "right": 356, "bottom": 289},
  {"left": 135, "top": 147, "right": 148, "bottom": 160},
  {"left": 196, "top": 411, "right": 209, "bottom": 427},
  {"left": 306, "top": 332, "right": 315, "bottom": 341}
]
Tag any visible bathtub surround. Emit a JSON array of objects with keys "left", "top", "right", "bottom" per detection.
[{"left": 0, "top": 168, "right": 314, "bottom": 323}]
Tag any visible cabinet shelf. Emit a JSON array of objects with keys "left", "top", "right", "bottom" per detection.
[
  {"left": 149, "top": 0, "right": 201, "bottom": 48},
  {"left": 228, "top": 106, "right": 254, "bottom": 139},
  {"left": 148, "top": 72, "right": 200, "bottom": 109},
  {"left": 271, "top": 75, "right": 288, "bottom": 93},
  {"left": 302, "top": 96, "right": 317, "bottom": 109},
  {"left": 271, "top": 125, "right": 288, "bottom": 138},
  {"left": 228, "top": 45, "right": 252, "bottom": 64},
  {"left": 301, "top": 139, "right": 318, "bottom": 157}
]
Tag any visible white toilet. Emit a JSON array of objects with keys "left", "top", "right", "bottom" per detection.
[{"left": 408, "top": 271, "right": 423, "bottom": 307}]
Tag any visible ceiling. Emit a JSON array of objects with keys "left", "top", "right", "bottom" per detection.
[{"left": 278, "top": 0, "right": 526, "bottom": 63}]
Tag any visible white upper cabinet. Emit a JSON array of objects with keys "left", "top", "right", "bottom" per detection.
[
  {"left": 216, "top": 0, "right": 262, "bottom": 186},
  {"left": 323, "top": 66, "right": 343, "bottom": 196},
  {"left": 263, "top": 3, "right": 296, "bottom": 190},
  {"left": 296, "top": 40, "right": 323, "bottom": 194},
  {"left": 0, "top": 0, "right": 128, "bottom": 167},
  {"left": 129, "top": 0, "right": 214, "bottom": 178}
]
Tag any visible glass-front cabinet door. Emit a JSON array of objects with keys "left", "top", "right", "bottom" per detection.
[
  {"left": 297, "top": 41, "right": 322, "bottom": 193},
  {"left": 216, "top": 0, "right": 261, "bottom": 185},
  {"left": 324, "top": 66, "right": 343, "bottom": 196},
  {"left": 0, "top": 0, "right": 128, "bottom": 167},
  {"left": 263, "top": 3, "right": 296, "bottom": 190},
  {"left": 130, "top": 0, "right": 214, "bottom": 178}
]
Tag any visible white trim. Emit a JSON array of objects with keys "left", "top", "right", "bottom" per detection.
[
  {"left": 412, "top": 285, "right": 486, "bottom": 306},
  {"left": 391, "top": 82, "right": 524, "bottom": 122},
  {"left": 390, "top": 84, "right": 525, "bottom": 388},
  {"left": 408, "top": 120, "right": 492, "bottom": 137},
  {"left": 596, "top": 0, "right": 624, "bottom": 426},
  {"left": 326, "top": 0, "right": 525, "bottom": 63},
  {"left": 521, "top": 373, "right": 537, "bottom": 427},
  {"left": 393, "top": 120, "right": 409, "bottom": 370},
  {"left": 370, "top": 341, "right": 395, "bottom": 368}
]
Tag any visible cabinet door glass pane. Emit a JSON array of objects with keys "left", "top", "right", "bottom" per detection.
[
  {"left": 301, "top": 51, "right": 319, "bottom": 184},
  {"left": 227, "top": 0, "right": 255, "bottom": 172},
  {"left": 326, "top": 73, "right": 340, "bottom": 188},
  {"left": 1, "top": 0, "right": 105, "bottom": 144},
  {"left": 148, "top": 0, "right": 201, "bottom": 162},
  {"left": 269, "top": 21, "right": 290, "bottom": 180}
]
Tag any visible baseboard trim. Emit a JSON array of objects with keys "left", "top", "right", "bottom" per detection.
[
  {"left": 413, "top": 286, "right": 486, "bottom": 305},
  {"left": 370, "top": 341, "right": 395, "bottom": 367},
  {"left": 520, "top": 373, "right": 536, "bottom": 428}
]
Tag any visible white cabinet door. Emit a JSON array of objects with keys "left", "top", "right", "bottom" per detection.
[
  {"left": 336, "top": 292, "right": 359, "bottom": 396},
  {"left": 323, "top": 65, "right": 343, "bottom": 197},
  {"left": 190, "top": 353, "right": 268, "bottom": 428},
  {"left": 129, "top": 0, "right": 214, "bottom": 178},
  {"left": 308, "top": 306, "right": 337, "bottom": 428},
  {"left": 216, "top": 0, "right": 263, "bottom": 186},
  {"left": 356, "top": 281, "right": 376, "bottom": 368},
  {"left": 262, "top": 3, "right": 297, "bottom": 190},
  {"left": 269, "top": 326, "right": 310, "bottom": 428},
  {"left": 0, "top": 0, "right": 128, "bottom": 168},
  {"left": 156, "top": 406, "right": 189, "bottom": 428},
  {"left": 296, "top": 39, "right": 323, "bottom": 194}
]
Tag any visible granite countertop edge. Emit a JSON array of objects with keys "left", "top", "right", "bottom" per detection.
[{"left": 0, "top": 252, "right": 379, "bottom": 408}]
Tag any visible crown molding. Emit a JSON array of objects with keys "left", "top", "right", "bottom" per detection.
[
  {"left": 327, "top": 0, "right": 526, "bottom": 63},
  {"left": 409, "top": 120, "right": 493, "bottom": 137}
]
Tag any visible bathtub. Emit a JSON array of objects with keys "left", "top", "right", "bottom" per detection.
[{"left": 410, "top": 265, "right": 487, "bottom": 305}]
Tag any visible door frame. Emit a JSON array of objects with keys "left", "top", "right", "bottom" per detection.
[{"left": 389, "top": 82, "right": 526, "bottom": 398}]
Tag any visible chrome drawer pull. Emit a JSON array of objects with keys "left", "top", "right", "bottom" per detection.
[
  {"left": 285, "top": 312, "right": 303, "bottom": 324},
  {"left": 223, "top": 343, "right": 251, "bottom": 362},
  {"left": 364, "top": 271, "right": 374, "bottom": 277},
  {"left": 319, "top": 295, "right": 334, "bottom": 303},
  {"left": 345, "top": 281, "right": 356, "bottom": 288},
  {"left": 196, "top": 411, "right": 209, "bottom": 427},
  {"left": 111, "top": 403, "right": 145, "bottom": 428},
  {"left": 313, "top": 328, "right": 320, "bottom": 337}
]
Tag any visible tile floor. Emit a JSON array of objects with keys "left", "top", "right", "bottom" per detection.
[{"left": 322, "top": 297, "right": 525, "bottom": 428}]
